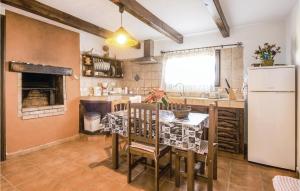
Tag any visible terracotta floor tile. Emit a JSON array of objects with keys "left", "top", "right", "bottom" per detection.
[
  {"left": 229, "top": 169, "right": 263, "bottom": 189},
  {"left": 213, "top": 180, "right": 229, "bottom": 191},
  {"left": 3, "top": 166, "right": 45, "bottom": 186},
  {"left": 228, "top": 182, "right": 263, "bottom": 191},
  {"left": 160, "top": 180, "right": 185, "bottom": 191},
  {"left": 1, "top": 135, "right": 297, "bottom": 191},
  {"left": 0, "top": 177, "right": 16, "bottom": 191},
  {"left": 0, "top": 158, "right": 35, "bottom": 175},
  {"left": 44, "top": 162, "right": 85, "bottom": 179},
  {"left": 37, "top": 156, "right": 69, "bottom": 171},
  {"left": 16, "top": 174, "right": 61, "bottom": 191}
]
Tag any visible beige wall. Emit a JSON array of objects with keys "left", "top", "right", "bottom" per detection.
[
  {"left": 220, "top": 47, "right": 244, "bottom": 89},
  {"left": 5, "top": 11, "right": 80, "bottom": 154},
  {"left": 119, "top": 47, "right": 243, "bottom": 95}
]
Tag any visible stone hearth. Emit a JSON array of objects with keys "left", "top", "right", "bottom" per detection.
[{"left": 17, "top": 73, "right": 67, "bottom": 120}]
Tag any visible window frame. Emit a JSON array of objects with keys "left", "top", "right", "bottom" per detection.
[{"left": 215, "top": 49, "right": 221, "bottom": 87}]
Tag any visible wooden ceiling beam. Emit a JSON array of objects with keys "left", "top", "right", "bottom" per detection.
[
  {"left": 1, "top": 0, "right": 141, "bottom": 49},
  {"left": 111, "top": 0, "right": 184, "bottom": 44},
  {"left": 202, "top": 0, "right": 230, "bottom": 37}
]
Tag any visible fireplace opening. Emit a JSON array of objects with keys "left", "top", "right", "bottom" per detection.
[{"left": 22, "top": 73, "right": 64, "bottom": 108}]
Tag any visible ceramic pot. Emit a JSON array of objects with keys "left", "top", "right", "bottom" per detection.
[{"left": 261, "top": 59, "right": 274, "bottom": 66}]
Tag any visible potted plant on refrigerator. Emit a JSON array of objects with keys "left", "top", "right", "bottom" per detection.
[{"left": 254, "top": 43, "right": 281, "bottom": 66}]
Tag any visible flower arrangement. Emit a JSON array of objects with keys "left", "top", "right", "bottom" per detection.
[
  {"left": 254, "top": 43, "right": 281, "bottom": 66},
  {"left": 144, "top": 89, "right": 169, "bottom": 106}
]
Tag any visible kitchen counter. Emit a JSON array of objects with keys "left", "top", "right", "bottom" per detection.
[
  {"left": 80, "top": 96, "right": 128, "bottom": 102},
  {"left": 80, "top": 95, "right": 245, "bottom": 109}
]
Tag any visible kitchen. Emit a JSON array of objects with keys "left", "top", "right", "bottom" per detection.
[{"left": 0, "top": 0, "right": 300, "bottom": 191}]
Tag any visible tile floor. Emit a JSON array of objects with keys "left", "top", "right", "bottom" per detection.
[{"left": 0, "top": 135, "right": 297, "bottom": 191}]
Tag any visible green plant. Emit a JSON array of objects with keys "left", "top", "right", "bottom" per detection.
[{"left": 254, "top": 43, "right": 281, "bottom": 61}]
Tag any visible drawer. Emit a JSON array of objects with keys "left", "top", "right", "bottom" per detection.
[
  {"left": 218, "top": 118, "right": 239, "bottom": 129},
  {"left": 218, "top": 108, "right": 239, "bottom": 120},
  {"left": 218, "top": 129, "right": 239, "bottom": 142},
  {"left": 218, "top": 141, "right": 240, "bottom": 153}
]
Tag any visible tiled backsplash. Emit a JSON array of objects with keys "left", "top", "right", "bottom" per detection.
[
  {"left": 121, "top": 57, "right": 163, "bottom": 95},
  {"left": 220, "top": 47, "right": 244, "bottom": 89},
  {"left": 80, "top": 76, "right": 122, "bottom": 96},
  {"left": 80, "top": 47, "right": 244, "bottom": 96}
]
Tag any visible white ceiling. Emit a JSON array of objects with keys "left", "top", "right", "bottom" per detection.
[{"left": 37, "top": 0, "right": 296, "bottom": 41}]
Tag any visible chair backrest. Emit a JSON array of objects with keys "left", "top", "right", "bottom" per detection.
[
  {"left": 160, "top": 98, "right": 187, "bottom": 110},
  {"left": 128, "top": 102, "right": 160, "bottom": 154},
  {"left": 207, "top": 102, "right": 218, "bottom": 158},
  {"left": 111, "top": 100, "right": 128, "bottom": 112},
  {"left": 129, "top": 96, "right": 142, "bottom": 103}
]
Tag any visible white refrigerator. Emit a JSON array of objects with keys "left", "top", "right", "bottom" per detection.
[{"left": 248, "top": 66, "right": 296, "bottom": 170}]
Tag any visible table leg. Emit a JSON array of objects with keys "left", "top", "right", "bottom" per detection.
[
  {"left": 112, "top": 133, "right": 119, "bottom": 169},
  {"left": 187, "top": 150, "right": 195, "bottom": 191}
]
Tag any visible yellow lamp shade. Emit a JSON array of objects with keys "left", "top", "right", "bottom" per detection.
[{"left": 106, "top": 27, "right": 139, "bottom": 47}]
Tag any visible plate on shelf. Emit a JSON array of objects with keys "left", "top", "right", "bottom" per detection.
[{"left": 111, "top": 65, "right": 116, "bottom": 77}]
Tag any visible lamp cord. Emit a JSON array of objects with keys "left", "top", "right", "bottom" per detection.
[
  {"left": 121, "top": 13, "right": 123, "bottom": 27},
  {"left": 119, "top": 4, "right": 124, "bottom": 27}
]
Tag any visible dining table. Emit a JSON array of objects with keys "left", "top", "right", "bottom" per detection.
[{"left": 102, "top": 110, "right": 209, "bottom": 191}]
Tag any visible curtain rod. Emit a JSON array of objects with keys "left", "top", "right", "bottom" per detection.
[{"left": 160, "top": 42, "right": 243, "bottom": 54}]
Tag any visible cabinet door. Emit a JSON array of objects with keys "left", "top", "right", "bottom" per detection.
[{"left": 217, "top": 108, "right": 242, "bottom": 153}]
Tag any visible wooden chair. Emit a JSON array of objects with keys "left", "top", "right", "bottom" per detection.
[
  {"left": 160, "top": 98, "right": 187, "bottom": 110},
  {"left": 111, "top": 99, "right": 128, "bottom": 112},
  {"left": 174, "top": 102, "right": 218, "bottom": 191},
  {"left": 127, "top": 102, "right": 172, "bottom": 191},
  {"left": 111, "top": 100, "right": 129, "bottom": 159}
]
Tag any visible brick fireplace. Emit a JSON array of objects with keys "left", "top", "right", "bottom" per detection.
[
  {"left": 22, "top": 73, "right": 64, "bottom": 108},
  {"left": 17, "top": 73, "right": 67, "bottom": 120}
]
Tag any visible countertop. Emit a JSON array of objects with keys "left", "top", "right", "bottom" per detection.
[{"left": 80, "top": 95, "right": 245, "bottom": 109}]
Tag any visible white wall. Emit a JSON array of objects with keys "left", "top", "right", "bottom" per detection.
[
  {"left": 117, "top": 21, "right": 287, "bottom": 73},
  {"left": 286, "top": 0, "right": 300, "bottom": 174}
]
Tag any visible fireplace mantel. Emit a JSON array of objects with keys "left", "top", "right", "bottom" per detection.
[{"left": 9, "top": 61, "right": 73, "bottom": 76}]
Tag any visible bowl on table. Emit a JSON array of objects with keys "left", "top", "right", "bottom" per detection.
[{"left": 172, "top": 106, "right": 191, "bottom": 119}]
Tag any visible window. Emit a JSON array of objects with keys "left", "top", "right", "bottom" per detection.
[{"left": 162, "top": 48, "right": 219, "bottom": 92}]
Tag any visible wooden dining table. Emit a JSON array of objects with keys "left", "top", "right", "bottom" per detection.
[{"left": 103, "top": 110, "right": 209, "bottom": 191}]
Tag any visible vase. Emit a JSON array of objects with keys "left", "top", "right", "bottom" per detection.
[{"left": 261, "top": 59, "right": 274, "bottom": 66}]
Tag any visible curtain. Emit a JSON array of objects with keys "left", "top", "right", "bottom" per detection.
[{"left": 161, "top": 48, "right": 216, "bottom": 93}]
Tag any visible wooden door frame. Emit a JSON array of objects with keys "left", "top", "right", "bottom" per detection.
[{"left": 0, "top": 14, "right": 6, "bottom": 161}]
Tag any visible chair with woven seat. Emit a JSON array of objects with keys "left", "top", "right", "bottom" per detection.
[
  {"left": 127, "top": 102, "right": 172, "bottom": 191},
  {"left": 174, "top": 102, "right": 218, "bottom": 191}
]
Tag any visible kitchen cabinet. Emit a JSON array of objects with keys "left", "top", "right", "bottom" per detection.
[
  {"left": 191, "top": 105, "right": 244, "bottom": 154},
  {"left": 79, "top": 99, "right": 112, "bottom": 134}
]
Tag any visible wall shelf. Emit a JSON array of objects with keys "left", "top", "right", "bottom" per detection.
[{"left": 81, "top": 54, "right": 123, "bottom": 79}]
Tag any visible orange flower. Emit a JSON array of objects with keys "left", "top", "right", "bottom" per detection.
[{"left": 144, "top": 89, "right": 169, "bottom": 106}]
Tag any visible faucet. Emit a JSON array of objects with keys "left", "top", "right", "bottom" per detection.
[{"left": 175, "top": 83, "right": 185, "bottom": 96}]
